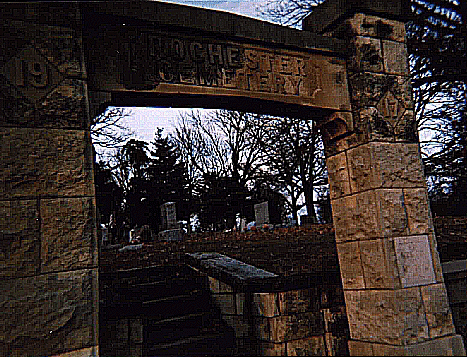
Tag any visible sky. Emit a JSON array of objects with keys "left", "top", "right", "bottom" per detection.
[{"left": 116, "top": 0, "right": 272, "bottom": 143}]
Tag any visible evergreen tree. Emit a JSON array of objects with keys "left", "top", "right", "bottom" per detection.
[{"left": 146, "top": 128, "right": 191, "bottom": 231}]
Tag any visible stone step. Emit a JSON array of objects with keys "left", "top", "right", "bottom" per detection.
[
  {"left": 146, "top": 329, "right": 236, "bottom": 356},
  {"left": 145, "top": 312, "right": 214, "bottom": 345},
  {"left": 139, "top": 289, "right": 212, "bottom": 319}
]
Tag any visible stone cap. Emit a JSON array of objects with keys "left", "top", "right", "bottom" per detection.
[
  {"left": 442, "top": 259, "right": 467, "bottom": 275},
  {"left": 303, "top": 0, "right": 412, "bottom": 34},
  {"left": 186, "top": 252, "right": 341, "bottom": 292},
  {"left": 188, "top": 252, "right": 278, "bottom": 280},
  {"left": 81, "top": 0, "right": 346, "bottom": 55}
]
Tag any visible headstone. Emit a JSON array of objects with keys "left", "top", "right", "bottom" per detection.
[
  {"left": 240, "top": 218, "right": 247, "bottom": 232},
  {"left": 160, "top": 202, "right": 178, "bottom": 230},
  {"left": 158, "top": 228, "right": 183, "bottom": 241},
  {"left": 254, "top": 201, "right": 269, "bottom": 227}
]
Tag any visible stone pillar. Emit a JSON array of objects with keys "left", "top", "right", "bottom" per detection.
[
  {"left": 308, "top": 2, "right": 467, "bottom": 356},
  {"left": 0, "top": 3, "right": 99, "bottom": 356}
]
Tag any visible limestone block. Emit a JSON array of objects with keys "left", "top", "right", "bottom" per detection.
[
  {"left": 278, "top": 288, "right": 319, "bottom": 315},
  {"left": 421, "top": 284, "right": 456, "bottom": 339},
  {"left": 347, "top": 340, "right": 375, "bottom": 356},
  {"left": 256, "top": 341, "right": 285, "bottom": 356},
  {"left": 0, "top": 199, "right": 40, "bottom": 278},
  {"left": 346, "top": 144, "right": 379, "bottom": 192},
  {"left": 326, "top": 151, "right": 351, "bottom": 199},
  {"left": 255, "top": 313, "right": 323, "bottom": 343},
  {"left": 36, "top": 79, "right": 87, "bottom": 129},
  {"left": 332, "top": 191, "right": 380, "bottom": 242},
  {"left": 376, "top": 189, "right": 408, "bottom": 237},
  {"left": 349, "top": 72, "right": 412, "bottom": 111},
  {"left": 0, "top": 269, "right": 98, "bottom": 356},
  {"left": 287, "top": 336, "right": 326, "bottom": 356},
  {"left": 357, "top": 342, "right": 406, "bottom": 356},
  {"left": 373, "top": 143, "right": 425, "bottom": 188},
  {"left": 0, "top": 128, "right": 94, "bottom": 198},
  {"left": 40, "top": 197, "right": 97, "bottom": 273},
  {"left": 324, "top": 332, "right": 349, "bottom": 356},
  {"left": 405, "top": 335, "right": 466, "bottom": 356},
  {"left": 427, "top": 233, "right": 444, "bottom": 283},
  {"left": 383, "top": 40, "right": 409, "bottom": 75},
  {"left": 213, "top": 293, "right": 236, "bottom": 315},
  {"left": 404, "top": 188, "right": 433, "bottom": 235},
  {"left": 208, "top": 276, "right": 233, "bottom": 293},
  {"left": 32, "top": 25, "right": 85, "bottom": 78},
  {"left": 347, "top": 144, "right": 424, "bottom": 193},
  {"left": 253, "top": 293, "right": 280, "bottom": 317},
  {"left": 0, "top": 78, "right": 36, "bottom": 126},
  {"left": 321, "top": 306, "right": 348, "bottom": 336},
  {"left": 336, "top": 241, "right": 365, "bottom": 289},
  {"left": 344, "top": 288, "right": 429, "bottom": 345},
  {"left": 394, "top": 235, "right": 436, "bottom": 288},
  {"left": 359, "top": 238, "right": 400, "bottom": 289},
  {"left": 346, "top": 13, "right": 406, "bottom": 42},
  {"left": 349, "top": 36, "right": 383, "bottom": 73}
]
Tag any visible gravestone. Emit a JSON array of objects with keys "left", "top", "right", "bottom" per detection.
[
  {"left": 160, "top": 201, "right": 178, "bottom": 231},
  {"left": 254, "top": 201, "right": 269, "bottom": 227},
  {"left": 159, "top": 202, "right": 182, "bottom": 241}
]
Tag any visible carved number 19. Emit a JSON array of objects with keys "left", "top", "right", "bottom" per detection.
[{"left": 14, "top": 58, "right": 48, "bottom": 88}]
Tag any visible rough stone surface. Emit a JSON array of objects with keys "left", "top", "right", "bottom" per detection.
[
  {"left": 213, "top": 293, "right": 236, "bottom": 315},
  {"left": 349, "top": 73, "right": 412, "bottom": 111},
  {"left": 404, "top": 188, "right": 433, "bottom": 235},
  {"left": 0, "top": 269, "right": 98, "bottom": 357},
  {"left": 36, "top": 79, "right": 87, "bottom": 129},
  {"left": 427, "top": 233, "right": 445, "bottom": 283},
  {"left": 326, "top": 151, "right": 351, "bottom": 199},
  {"left": 346, "top": 14, "right": 406, "bottom": 42},
  {"left": 348, "top": 340, "right": 375, "bottom": 356},
  {"left": 0, "top": 199, "right": 40, "bottom": 278},
  {"left": 255, "top": 313, "right": 323, "bottom": 343},
  {"left": 287, "top": 336, "right": 326, "bottom": 356},
  {"left": 336, "top": 241, "right": 365, "bottom": 289},
  {"left": 0, "top": 128, "right": 94, "bottom": 199},
  {"left": 278, "top": 288, "right": 320, "bottom": 315},
  {"left": 346, "top": 142, "right": 425, "bottom": 191},
  {"left": 377, "top": 189, "right": 408, "bottom": 237},
  {"left": 256, "top": 341, "right": 285, "bottom": 356},
  {"left": 344, "top": 288, "right": 429, "bottom": 345},
  {"left": 349, "top": 36, "right": 384, "bottom": 73},
  {"left": 346, "top": 143, "right": 378, "bottom": 192},
  {"left": 374, "top": 143, "right": 425, "bottom": 188},
  {"left": 405, "top": 335, "right": 466, "bottom": 356},
  {"left": 332, "top": 191, "right": 380, "bottom": 242},
  {"left": 40, "top": 197, "right": 97, "bottom": 273},
  {"left": 394, "top": 235, "right": 436, "bottom": 288},
  {"left": 236, "top": 293, "right": 245, "bottom": 315},
  {"left": 421, "top": 284, "right": 456, "bottom": 339},
  {"left": 383, "top": 40, "right": 409, "bottom": 75},
  {"left": 253, "top": 293, "right": 280, "bottom": 317},
  {"left": 359, "top": 238, "right": 400, "bottom": 289}
]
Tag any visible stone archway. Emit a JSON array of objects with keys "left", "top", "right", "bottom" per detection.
[{"left": 0, "top": 1, "right": 464, "bottom": 356}]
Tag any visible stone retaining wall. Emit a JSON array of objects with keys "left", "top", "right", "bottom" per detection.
[{"left": 187, "top": 253, "right": 349, "bottom": 356}]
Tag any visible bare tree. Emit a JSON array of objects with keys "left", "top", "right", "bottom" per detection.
[
  {"left": 256, "top": 116, "right": 327, "bottom": 223},
  {"left": 91, "top": 107, "right": 134, "bottom": 159}
]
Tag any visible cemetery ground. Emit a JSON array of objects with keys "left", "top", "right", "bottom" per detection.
[{"left": 100, "top": 217, "right": 467, "bottom": 274}]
